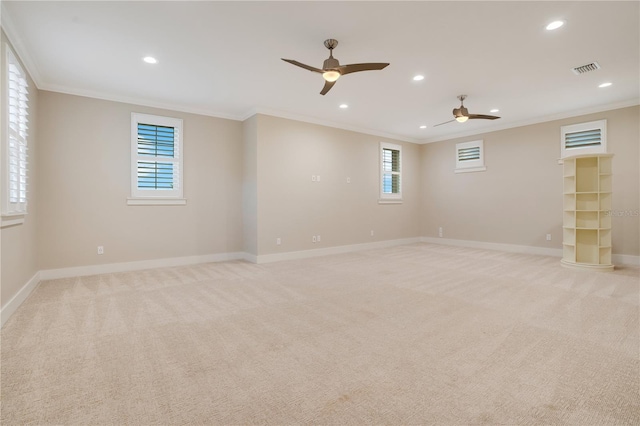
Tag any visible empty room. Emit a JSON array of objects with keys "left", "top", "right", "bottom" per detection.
[{"left": 1, "top": 1, "right": 639, "bottom": 424}]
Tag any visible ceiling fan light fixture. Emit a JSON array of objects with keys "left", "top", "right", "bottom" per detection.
[
  {"left": 323, "top": 70, "right": 341, "bottom": 82},
  {"left": 456, "top": 116, "right": 469, "bottom": 123}
]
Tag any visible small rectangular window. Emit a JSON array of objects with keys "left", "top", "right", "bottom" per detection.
[
  {"left": 455, "top": 140, "right": 486, "bottom": 173},
  {"left": 2, "top": 47, "right": 29, "bottom": 223},
  {"left": 380, "top": 142, "right": 402, "bottom": 201},
  {"left": 561, "top": 120, "right": 607, "bottom": 158},
  {"left": 129, "top": 113, "right": 185, "bottom": 205}
]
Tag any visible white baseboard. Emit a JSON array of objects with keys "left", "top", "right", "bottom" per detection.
[
  {"left": 39, "top": 252, "right": 248, "bottom": 280},
  {"left": 421, "top": 237, "right": 564, "bottom": 258},
  {"left": 255, "top": 237, "right": 422, "bottom": 264},
  {"left": 420, "top": 237, "right": 640, "bottom": 266},
  {"left": 612, "top": 253, "right": 640, "bottom": 266},
  {"left": 1, "top": 271, "right": 40, "bottom": 327}
]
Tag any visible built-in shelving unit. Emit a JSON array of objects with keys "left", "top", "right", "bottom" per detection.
[{"left": 562, "top": 154, "right": 613, "bottom": 271}]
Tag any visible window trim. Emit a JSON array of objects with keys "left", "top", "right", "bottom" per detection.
[
  {"left": 560, "top": 119, "right": 607, "bottom": 159},
  {"left": 379, "top": 142, "right": 402, "bottom": 202},
  {"left": 2, "top": 46, "right": 29, "bottom": 226},
  {"left": 455, "top": 140, "right": 486, "bottom": 173},
  {"left": 129, "top": 113, "right": 185, "bottom": 205}
]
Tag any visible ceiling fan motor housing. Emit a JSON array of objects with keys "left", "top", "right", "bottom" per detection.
[{"left": 323, "top": 57, "right": 340, "bottom": 69}]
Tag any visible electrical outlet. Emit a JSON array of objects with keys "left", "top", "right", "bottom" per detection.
[
  {"left": 97, "top": 246, "right": 104, "bottom": 255},
  {"left": 438, "top": 227, "right": 443, "bottom": 238},
  {"left": 347, "top": 177, "right": 351, "bottom": 183},
  {"left": 312, "top": 236, "right": 317, "bottom": 243},
  {"left": 276, "top": 238, "right": 281, "bottom": 245},
  {"left": 370, "top": 230, "right": 374, "bottom": 237},
  {"left": 546, "top": 234, "right": 552, "bottom": 241},
  {"left": 311, "top": 175, "right": 316, "bottom": 182}
]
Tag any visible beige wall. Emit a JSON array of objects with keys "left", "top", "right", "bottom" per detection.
[
  {"left": 242, "top": 115, "right": 258, "bottom": 256},
  {"left": 255, "top": 114, "right": 421, "bottom": 255},
  {"left": 36, "top": 92, "right": 244, "bottom": 270},
  {"left": 420, "top": 106, "right": 640, "bottom": 256},
  {"left": 1, "top": 31, "right": 40, "bottom": 308}
]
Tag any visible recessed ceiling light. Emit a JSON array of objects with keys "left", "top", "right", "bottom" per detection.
[
  {"left": 143, "top": 56, "right": 158, "bottom": 64},
  {"left": 546, "top": 20, "right": 565, "bottom": 31},
  {"left": 419, "top": 125, "right": 427, "bottom": 129},
  {"left": 598, "top": 82, "right": 612, "bottom": 88},
  {"left": 490, "top": 109, "right": 499, "bottom": 113},
  {"left": 339, "top": 104, "right": 348, "bottom": 109},
  {"left": 413, "top": 75, "right": 425, "bottom": 81}
]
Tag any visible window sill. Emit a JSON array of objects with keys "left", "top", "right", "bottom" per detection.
[
  {"left": 1, "top": 214, "right": 26, "bottom": 228},
  {"left": 455, "top": 166, "right": 487, "bottom": 174},
  {"left": 127, "top": 198, "right": 187, "bottom": 206},
  {"left": 378, "top": 199, "right": 403, "bottom": 204}
]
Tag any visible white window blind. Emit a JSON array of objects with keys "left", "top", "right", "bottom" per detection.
[
  {"left": 3, "top": 49, "right": 29, "bottom": 217},
  {"left": 130, "top": 113, "right": 184, "bottom": 204},
  {"left": 380, "top": 142, "right": 402, "bottom": 200},
  {"left": 455, "top": 140, "right": 486, "bottom": 173},
  {"left": 561, "top": 120, "right": 607, "bottom": 158}
]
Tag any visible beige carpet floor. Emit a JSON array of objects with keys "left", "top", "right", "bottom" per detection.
[{"left": 1, "top": 243, "right": 639, "bottom": 425}]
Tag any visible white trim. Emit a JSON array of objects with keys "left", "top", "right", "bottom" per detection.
[
  {"left": 39, "top": 252, "right": 248, "bottom": 280},
  {"left": 420, "top": 99, "right": 639, "bottom": 144},
  {"left": 421, "top": 236, "right": 563, "bottom": 257},
  {"left": 0, "top": 3, "right": 44, "bottom": 89},
  {"left": 612, "top": 253, "right": 640, "bottom": 266},
  {"left": 255, "top": 237, "right": 421, "bottom": 264},
  {"left": 243, "top": 109, "right": 418, "bottom": 144},
  {"left": 127, "top": 198, "right": 187, "bottom": 206},
  {"left": 1, "top": 214, "right": 25, "bottom": 227},
  {"left": 378, "top": 199, "right": 403, "bottom": 204},
  {"left": 421, "top": 236, "right": 640, "bottom": 266},
  {"left": 454, "top": 166, "right": 486, "bottom": 174},
  {"left": 1, "top": 271, "right": 40, "bottom": 327}
]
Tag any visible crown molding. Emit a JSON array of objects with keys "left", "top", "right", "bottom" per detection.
[
  {"left": 242, "top": 107, "right": 419, "bottom": 144},
  {"left": 1, "top": 3, "right": 44, "bottom": 88},
  {"left": 419, "top": 99, "right": 640, "bottom": 144}
]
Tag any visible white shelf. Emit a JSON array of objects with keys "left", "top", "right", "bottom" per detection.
[{"left": 561, "top": 155, "right": 614, "bottom": 271}]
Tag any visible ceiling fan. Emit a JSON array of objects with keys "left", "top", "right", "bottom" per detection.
[
  {"left": 434, "top": 95, "right": 501, "bottom": 126},
  {"left": 282, "top": 39, "right": 389, "bottom": 95}
]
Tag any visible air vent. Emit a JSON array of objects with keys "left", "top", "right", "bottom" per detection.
[{"left": 572, "top": 61, "right": 601, "bottom": 75}]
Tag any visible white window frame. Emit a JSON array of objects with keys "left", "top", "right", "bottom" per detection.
[
  {"left": 128, "top": 113, "right": 185, "bottom": 205},
  {"left": 379, "top": 142, "right": 402, "bottom": 203},
  {"left": 2, "top": 47, "right": 29, "bottom": 227},
  {"left": 560, "top": 119, "right": 607, "bottom": 158},
  {"left": 455, "top": 140, "right": 486, "bottom": 173}
]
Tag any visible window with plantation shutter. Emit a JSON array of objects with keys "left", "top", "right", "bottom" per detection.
[
  {"left": 561, "top": 120, "right": 607, "bottom": 158},
  {"left": 380, "top": 142, "right": 402, "bottom": 202},
  {"left": 2, "top": 48, "right": 29, "bottom": 224},
  {"left": 129, "top": 113, "right": 185, "bottom": 205},
  {"left": 455, "top": 140, "right": 486, "bottom": 173}
]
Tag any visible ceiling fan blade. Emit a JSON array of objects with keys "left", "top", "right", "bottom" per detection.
[
  {"left": 467, "top": 114, "right": 501, "bottom": 120},
  {"left": 338, "top": 62, "right": 389, "bottom": 75},
  {"left": 320, "top": 80, "right": 336, "bottom": 95},
  {"left": 433, "top": 119, "right": 456, "bottom": 127},
  {"left": 281, "top": 59, "right": 323, "bottom": 73}
]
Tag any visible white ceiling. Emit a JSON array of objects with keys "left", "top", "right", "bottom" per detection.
[{"left": 2, "top": 1, "right": 638, "bottom": 143}]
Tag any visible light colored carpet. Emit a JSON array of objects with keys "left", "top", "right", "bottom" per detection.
[{"left": 1, "top": 243, "right": 639, "bottom": 425}]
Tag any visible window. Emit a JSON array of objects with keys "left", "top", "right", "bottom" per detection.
[
  {"left": 561, "top": 119, "right": 607, "bottom": 158},
  {"left": 380, "top": 142, "right": 402, "bottom": 202},
  {"left": 2, "top": 48, "right": 29, "bottom": 225},
  {"left": 455, "top": 140, "right": 486, "bottom": 173},
  {"left": 129, "top": 113, "right": 185, "bottom": 205}
]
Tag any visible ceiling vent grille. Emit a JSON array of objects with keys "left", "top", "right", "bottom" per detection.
[{"left": 571, "top": 61, "right": 601, "bottom": 75}]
